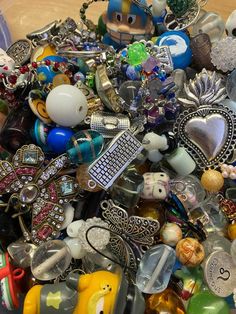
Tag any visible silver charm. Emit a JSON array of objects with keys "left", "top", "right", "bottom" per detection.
[
  {"left": 204, "top": 251, "right": 236, "bottom": 297},
  {"left": 101, "top": 199, "right": 160, "bottom": 270},
  {"left": 6, "top": 39, "right": 32, "bottom": 66},
  {"left": 173, "top": 105, "right": 236, "bottom": 169},
  {"left": 85, "top": 111, "right": 130, "bottom": 138},
  {"left": 178, "top": 69, "right": 227, "bottom": 108}
]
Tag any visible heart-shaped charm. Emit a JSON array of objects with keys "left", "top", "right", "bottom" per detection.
[
  {"left": 174, "top": 105, "right": 236, "bottom": 168},
  {"left": 185, "top": 114, "right": 228, "bottom": 161}
]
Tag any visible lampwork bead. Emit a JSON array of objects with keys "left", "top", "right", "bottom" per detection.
[
  {"left": 141, "top": 172, "right": 170, "bottom": 200},
  {"left": 127, "top": 42, "right": 148, "bottom": 66},
  {"left": 228, "top": 223, "right": 236, "bottom": 240},
  {"left": 201, "top": 169, "right": 224, "bottom": 193},
  {"left": 160, "top": 223, "right": 183, "bottom": 247},
  {"left": 66, "top": 130, "right": 104, "bottom": 164},
  {"left": 46, "top": 84, "right": 88, "bottom": 127},
  {"left": 145, "top": 288, "right": 186, "bottom": 314},
  {"left": 176, "top": 238, "right": 205, "bottom": 267}
]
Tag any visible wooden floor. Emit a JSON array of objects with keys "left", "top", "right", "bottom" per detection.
[{"left": 0, "top": 0, "right": 235, "bottom": 41}]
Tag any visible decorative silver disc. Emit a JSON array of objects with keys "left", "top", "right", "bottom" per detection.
[{"left": 204, "top": 251, "right": 236, "bottom": 297}]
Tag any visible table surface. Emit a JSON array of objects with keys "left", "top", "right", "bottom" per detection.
[{"left": 0, "top": 0, "right": 235, "bottom": 41}]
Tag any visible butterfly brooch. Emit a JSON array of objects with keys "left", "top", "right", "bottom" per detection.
[{"left": 0, "top": 144, "right": 78, "bottom": 245}]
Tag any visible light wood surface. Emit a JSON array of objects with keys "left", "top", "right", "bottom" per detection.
[{"left": 0, "top": 0, "right": 235, "bottom": 41}]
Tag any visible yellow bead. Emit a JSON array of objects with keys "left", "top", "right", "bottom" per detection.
[
  {"left": 201, "top": 169, "right": 224, "bottom": 192},
  {"left": 228, "top": 223, "right": 236, "bottom": 240}
]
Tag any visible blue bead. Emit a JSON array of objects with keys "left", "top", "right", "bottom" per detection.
[
  {"left": 156, "top": 31, "right": 192, "bottom": 70},
  {"left": 37, "top": 55, "right": 67, "bottom": 84},
  {"left": 47, "top": 127, "right": 74, "bottom": 155},
  {"left": 66, "top": 130, "right": 104, "bottom": 164}
]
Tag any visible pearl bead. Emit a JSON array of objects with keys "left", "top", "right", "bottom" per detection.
[
  {"left": 229, "top": 172, "right": 236, "bottom": 180},
  {"left": 64, "top": 237, "right": 86, "bottom": 259},
  {"left": 222, "top": 171, "right": 229, "bottom": 178}
]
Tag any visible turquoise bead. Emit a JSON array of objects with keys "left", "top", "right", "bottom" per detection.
[{"left": 66, "top": 130, "right": 104, "bottom": 164}]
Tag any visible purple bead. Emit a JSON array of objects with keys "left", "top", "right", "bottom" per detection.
[{"left": 142, "top": 56, "right": 158, "bottom": 73}]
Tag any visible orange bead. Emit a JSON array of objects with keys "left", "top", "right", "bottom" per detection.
[
  {"left": 228, "top": 223, "right": 236, "bottom": 240},
  {"left": 201, "top": 169, "right": 224, "bottom": 193}
]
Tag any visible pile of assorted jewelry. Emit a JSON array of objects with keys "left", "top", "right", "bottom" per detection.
[{"left": 0, "top": 0, "right": 235, "bottom": 313}]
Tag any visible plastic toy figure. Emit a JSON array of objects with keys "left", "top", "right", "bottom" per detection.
[
  {"left": 23, "top": 269, "right": 145, "bottom": 314},
  {"left": 101, "top": 0, "right": 156, "bottom": 49}
]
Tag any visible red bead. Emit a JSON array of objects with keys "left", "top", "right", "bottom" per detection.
[
  {"left": 8, "top": 75, "right": 17, "bottom": 84},
  {"left": 32, "top": 62, "right": 38, "bottom": 68},
  {"left": 0, "top": 74, "right": 5, "bottom": 79},
  {"left": 19, "top": 67, "right": 25, "bottom": 74},
  {"left": 45, "top": 59, "right": 51, "bottom": 66},
  {"left": 54, "top": 62, "right": 60, "bottom": 69},
  {"left": 23, "top": 65, "right": 29, "bottom": 72}
]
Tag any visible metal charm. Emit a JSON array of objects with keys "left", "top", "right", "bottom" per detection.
[
  {"left": 6, "top": 39, "right": 32, "bottom": 66},
  {"left": 173, "top": 105, "right": 236, "bottom": 169},
  {"left": 0, "top": 145, "right": 78, "bottom": 245},
  {"left": 95, "top": 64, "right": 124, "bottom": 113},
  {"left": 86, "top": 111, "right": 130, "bottom": 138},
  {"left": 178, "top": 69, "right": 227, "bottom": 108},
  {"left": 204, "top": 251, "right": 236, "bottom": 297},
  {"left": 164, "top": 0, "right": 201, "bottom": 31},
  {"left": 101, "top": 199, "right": 160, "bottom": 270}
]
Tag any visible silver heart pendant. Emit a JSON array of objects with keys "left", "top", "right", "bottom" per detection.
[{"left": 174, "top": 105, "right": 236, "bottom": 169}]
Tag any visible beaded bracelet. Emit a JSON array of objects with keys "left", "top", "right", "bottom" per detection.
[{"left": 1, "top": 60, "right": 71, "bottom": 90}]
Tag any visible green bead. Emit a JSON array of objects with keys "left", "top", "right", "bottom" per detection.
[
  {"left": 127, "top": 43, "right": 149, "bottom": 66},
  {"left": 86, "top": 72, "right": 95, "bottom": 89},
  {"left": 187, "top": 291, "right": 230, "bottom": 314}
]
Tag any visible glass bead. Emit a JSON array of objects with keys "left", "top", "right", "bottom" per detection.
[
  {"left": 136, "top": 244, "right": 176, "bottom": 294},
  {"left": 160, "top": 223, "right": 183, "bottom": 247},
  {"left": 192, "top": 11, "right": 225, "bottom": 43},
  {"left": 202, "top": 233, "right": 231, "bottom": 258},
  {"left": 145, "top": 288, "right": 186, "bottom": 314},
  {"left": 47, "top": 127, "right": 74, "bottom": 155},
  {"left": 110, "top": 166, "right": 144, "bottom": 209},
  {"left": 66, "top": 130, "right": 104, "bottom": 164},
  {"left": 127, "top": 42, "right": 149, "bottom": 66},
  {"left": 31, "top": 240, "right": 72, "bottom": 281},
  {"left": 187, "top": 290, "right": 230, "bottom": 314},
  {"left": 76, "top": 164, "right": 102, "bottom": 192}
]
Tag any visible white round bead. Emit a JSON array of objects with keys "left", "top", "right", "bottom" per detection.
[
  {"left": 64, "top": 237, "right": 86, "bottom": 259},
  {"left": 46, "top": 84, "right": 88, "bottom": 127}
]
